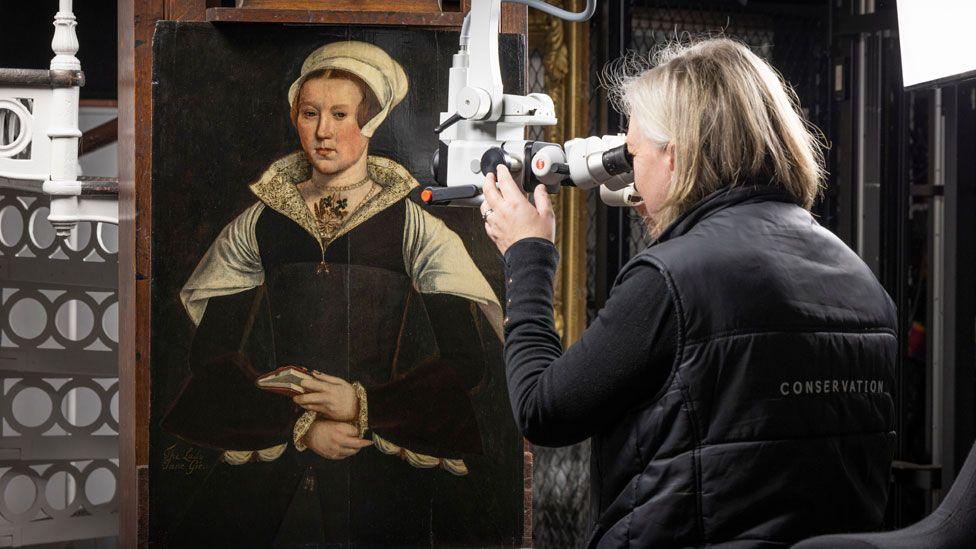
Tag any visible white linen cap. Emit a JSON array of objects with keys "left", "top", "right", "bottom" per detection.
[{"left": 288, "top": 41, "right": 409, "bottom": 138}]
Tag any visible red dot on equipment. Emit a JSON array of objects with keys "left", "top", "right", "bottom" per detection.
[
  {"left": 421, "top": 189, "right": 433, "bottom": 203},
  {"left": 536, "top": 158, "right": 545, "bottom": 170}
]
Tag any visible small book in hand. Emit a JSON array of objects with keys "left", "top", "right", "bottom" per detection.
[{"left": 256, "top": 365, "right": 313, "bottom": 397}]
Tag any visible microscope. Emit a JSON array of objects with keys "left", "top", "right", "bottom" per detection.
[{"left": 420, "top": 0, "right": 642, "bottom": 208}]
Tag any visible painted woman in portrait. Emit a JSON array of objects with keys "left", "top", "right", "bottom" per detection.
[{"left": 158, "top": 41, "right": 505, "bottom": 546}]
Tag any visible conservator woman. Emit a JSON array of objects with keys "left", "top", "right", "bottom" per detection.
[
  {"left": 482, "top": 38, "right": 896, "bottom": 547},
  {"left": 161, "top": 41, "right": 510, "bottom": 546}
]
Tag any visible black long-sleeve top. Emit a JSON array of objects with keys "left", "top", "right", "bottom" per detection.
[{"left": 503, "top": 238, "right": 678, "bottom": 447}]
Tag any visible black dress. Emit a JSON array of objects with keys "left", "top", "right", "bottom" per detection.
[{"left": 161, "top": 155, "right": 519, "bottom": 547}]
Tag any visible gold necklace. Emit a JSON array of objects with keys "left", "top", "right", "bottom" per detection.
[
  {"left": 312, "top": 177, "right": 373, "bottom": 238},
  {"left": 314, "top": 182, "right": 380, "bottom": 275},
  {"left": 355, "top": 183, "right": 380, "bottom": 211},
  {"left": 324, "top": 174, "right": 371, "bottom": 192}
]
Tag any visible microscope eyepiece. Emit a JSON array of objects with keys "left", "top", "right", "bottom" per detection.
[{"left": 601, "top": 144, "right": 633, "bottom": 176}]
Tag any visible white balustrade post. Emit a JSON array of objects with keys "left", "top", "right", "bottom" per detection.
[{"left": 43, "top": 0, "right": 83, "bottom": 237}]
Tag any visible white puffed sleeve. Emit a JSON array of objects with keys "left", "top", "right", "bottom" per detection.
[
  {"left": 402, "top": 200, "right": 503, "bottom": 340},
  {"left": 180, "top": 202, "right": 266, "bottom": 326}
]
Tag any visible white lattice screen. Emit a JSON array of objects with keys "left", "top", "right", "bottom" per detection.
[{"left": 0, "top": 107, "right": 118, "bottom": 548}]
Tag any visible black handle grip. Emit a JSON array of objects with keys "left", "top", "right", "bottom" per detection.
[
  {"left": 434, "top": 112, "right": 463, "bottom": 135},
  {"left": 420, "top": 185, "right": 482, "bottom": 205}
]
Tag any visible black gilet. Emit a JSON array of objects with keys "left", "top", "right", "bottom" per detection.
[{"left": 588, "top": 186, "right": 897, "bottom": 548}]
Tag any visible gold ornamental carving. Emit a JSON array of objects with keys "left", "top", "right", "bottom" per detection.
[{"left": 528, "top": 0, "right": 589, "bottom": 346}]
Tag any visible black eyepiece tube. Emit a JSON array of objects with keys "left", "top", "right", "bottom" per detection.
[{"left": 601, "top": 144, "right": 633, "bottom": 176}]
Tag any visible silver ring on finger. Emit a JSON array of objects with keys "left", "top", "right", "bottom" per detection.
[{"left": 481, "top": 208, "right": 494, "bottom": 222}]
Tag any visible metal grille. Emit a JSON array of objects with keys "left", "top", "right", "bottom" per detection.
[
  {"left": 0, "top": 189, "right": 119, "bottom": 547},
  {"left": 586, "top": 12, "right": 606, "bottom": 326},
  {"left": 526, "top": 37, "right": 593, "bottom": 549},
  {"left": 531, "top": 440, "right": 591, "bottom": 548},
  {"left": 622, "top": 0, "right": 830, "bottom": 262},
  {"left": 527, "top": 46, "right": 547, "bottom": 143}
]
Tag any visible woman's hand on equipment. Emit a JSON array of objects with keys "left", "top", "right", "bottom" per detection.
[
  {"left": 304, "top": 419, "right": 372, "bottom": 460},
  {"left": 480, "top": 164, "right": 556, "bottom": 255},
  {"left": 294, "top": 371, "right": 358, "bottom": 421}
]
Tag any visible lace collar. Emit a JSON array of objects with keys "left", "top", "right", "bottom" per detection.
[{"left": 249, "top": 152, "right": 417, "bottom": 243}]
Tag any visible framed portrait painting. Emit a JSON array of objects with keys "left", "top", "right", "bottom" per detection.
[{"left": 149, "top": 21, "right": 525, "bottom": 546}]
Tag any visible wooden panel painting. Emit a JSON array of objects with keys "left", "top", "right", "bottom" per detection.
[{"left": 149, "top": 22, "right": 525, "bottom": 546}]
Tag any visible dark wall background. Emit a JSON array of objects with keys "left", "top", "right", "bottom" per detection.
[
  {"left": 149, "top": 21, "right": 525, "bottom": 545},
  {"left": 0, "top": 1, "right": 118, "bottom": 100}
]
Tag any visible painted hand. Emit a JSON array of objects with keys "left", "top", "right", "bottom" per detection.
[
  {"left": 479, "top": 164, "right": 556, "bottom": 255},
  {"left": 294, "top": 371, "right": 358, "bottom": 422},
  {"left": 304, "top": 419, "right": 372, "bottom": 460}
]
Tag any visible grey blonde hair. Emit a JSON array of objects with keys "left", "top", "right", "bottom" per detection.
[{"left": 606, "top": 37, "right": 826, "bottom": 234}]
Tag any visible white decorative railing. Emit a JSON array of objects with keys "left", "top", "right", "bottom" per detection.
[
  {"left": 0, "top": 2, "right": 120, "bottom": 546},
  {"left": 0, "top": 0, "right": 118, "bottom": 237}
]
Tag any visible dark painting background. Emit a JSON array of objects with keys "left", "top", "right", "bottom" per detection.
[{"left": 150, "top": 22, "right": 525, "bottom": 545}]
